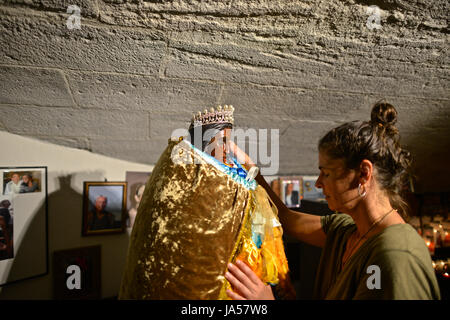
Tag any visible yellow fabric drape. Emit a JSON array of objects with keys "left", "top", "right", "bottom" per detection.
[{"left": 219, "top": 185, "right": 296, "bottom": 300}]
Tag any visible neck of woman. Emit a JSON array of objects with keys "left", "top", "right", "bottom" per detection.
[{"left": 346, "top": 192, "right": 400, "bottom": 238}]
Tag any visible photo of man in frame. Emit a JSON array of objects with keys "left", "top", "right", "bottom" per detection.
[{"left": 83, "top": 183, "right": 127, "bottom": 235}]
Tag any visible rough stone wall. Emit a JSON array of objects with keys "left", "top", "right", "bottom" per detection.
[{"left": 0, "top": 0, "right": 448, "bottom": 192}]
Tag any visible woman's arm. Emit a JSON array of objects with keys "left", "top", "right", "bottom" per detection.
[
  {"left": 255, "top": 172, "right": 326, "bottom": 248},
  {"left": 228, "top": 140, "right": 326, "bottom": 248}
]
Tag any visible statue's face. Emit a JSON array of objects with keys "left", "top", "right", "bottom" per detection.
[
  {"left": 222, "top": 128, "right": 232, "bottom": 140},
  {"left": 207, "top": 129, "right": 232, "bottom": 164}
]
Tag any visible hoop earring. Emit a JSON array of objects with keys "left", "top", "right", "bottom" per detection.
[{"left": 358, "top": 183, "right": 367, "bottom": 197}]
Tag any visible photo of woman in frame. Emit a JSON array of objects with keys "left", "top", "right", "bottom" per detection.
[
  {"left": 125, "top": 171, "right": 151, "bottom": 230},
  {"left": 280, "top": 177, "right": 303, "bottom": 208}
]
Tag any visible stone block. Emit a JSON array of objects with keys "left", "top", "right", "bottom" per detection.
[
  {"left": 67, "top": 71, "right": 221, "bottom": 111},
  {"left": 3, "top": 0, "right": 99, "bottom": 18},
  {"left": 0, "top": 9, "right": 165, "bottom": 75},
  {"left": 0, "top": 105, "right": 149, "bottom": 139},
  {"left": 0, "top": 66, "right": 74, "bottom": 107},
  {"left": 90, "top": 137, "right": 168, "bottom": 165},
  {"left": 165, "top": 47, "right": 449, "bottom": 99},
  {"left": 31, "top": 135, "right": 91, "bottom": 151}
]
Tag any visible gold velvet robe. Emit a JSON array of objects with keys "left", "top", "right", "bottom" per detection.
[{"left": 119, "top": 137, "right": 295, "bottom": 299}]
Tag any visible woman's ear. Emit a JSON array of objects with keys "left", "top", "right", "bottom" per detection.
[{"left": 359, "top": 159, "right": 373, "bottom": 184}]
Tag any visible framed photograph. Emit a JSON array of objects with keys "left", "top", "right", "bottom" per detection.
[
  {"left": 3, "top": 170, "right": 42, "bottom": 195},
  {"left": 302, "top": 176, "right": 326, "bottom": 202},
  {"left": 280, "top": 176, "right": 303, "bottom": 208},
  {"left": 82, "top": 182, "right": 127, "bottom": 236},
  {"left": 125, "top": 171, "right": 151, "bottom": 230},
  {"left": 53, "top": 245, "right": 101, "bottom": 299},
  {"left": 0, "top": 166, "right": 48, "bottom": 286}
]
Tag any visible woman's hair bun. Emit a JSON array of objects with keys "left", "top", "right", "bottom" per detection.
[{"left": 370, "top": 100, "right": 398, "bottom": 128}]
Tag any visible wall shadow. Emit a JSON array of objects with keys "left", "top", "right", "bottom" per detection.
[{"left": 401, "top": 103, "right": 450, "bottom": 193}]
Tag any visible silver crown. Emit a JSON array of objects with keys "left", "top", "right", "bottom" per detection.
[{"left": 191, "top": 105, "right": 234, "bottom": 128}]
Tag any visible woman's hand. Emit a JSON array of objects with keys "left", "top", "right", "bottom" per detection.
[{"left": 225, "top": 260, "right": 275, "bottom": 300}]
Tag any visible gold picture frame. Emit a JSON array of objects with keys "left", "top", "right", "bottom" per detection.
[{"left": 82, "top": 182, "right": 127, "bottom": 236}]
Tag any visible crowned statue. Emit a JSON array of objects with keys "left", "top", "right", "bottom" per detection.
[{"left": 119, "top": 105, "right": 295, "bottom": 299}]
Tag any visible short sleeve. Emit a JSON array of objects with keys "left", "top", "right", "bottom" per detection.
[
  {"left": 313, "top": 213, "right": 356, "bottom": 299},
  {"left": 321, "top": 213, "right": 355, "bottom": 235}
]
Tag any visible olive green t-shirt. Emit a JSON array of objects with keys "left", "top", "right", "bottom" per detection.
[{"left": 313, "top": 213, "right": 441, "bottom": 300}]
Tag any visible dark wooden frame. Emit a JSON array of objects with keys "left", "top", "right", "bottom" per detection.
[{"left": 82, "top": 181, "right": 127, "bottom": 236}]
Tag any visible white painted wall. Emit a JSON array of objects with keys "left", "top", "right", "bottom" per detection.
[{"left": 0, "top": 131, "right": 154, "bottom": 299}]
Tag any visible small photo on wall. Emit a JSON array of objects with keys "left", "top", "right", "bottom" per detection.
[
  {"left": 125, "top": 171, "right": 151, "bottom": 230},
  {"left": 280, "top": 176, "right": 303, "bottom": 208},
  {"left": 0, "top": 195, "right": 13, "bottom": 262},
  {"left": 302, "top": 176, "right": 326, "bottom": 202},
  {"left": 82, "top": 182, "right": 127, "bottom": 236},
  {"left": 3, "top": 170, "right": 42, "bottom": 195}
]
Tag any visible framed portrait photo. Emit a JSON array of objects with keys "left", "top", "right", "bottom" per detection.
[
  {"left": 82, "top": 182, "right": 127, "bottom": 236},
  {"left": 0, "top": 166, "right": 48, "bottom": 286},
  {"left": 3, "top": 169, "right": 42, "bottom": 195},
  {"left": 280, "top": 176, "right": 303, "bottom": 208},
  {"left": 302, "top": 176, "right": 326, "bottom": 202},
  {"left": 125, "top": 171, "right": 151, "bottom": 230}
]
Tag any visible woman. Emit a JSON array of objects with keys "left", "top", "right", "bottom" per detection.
[{"left": 225, "top": 101, "right": 440, "bottom": 300}]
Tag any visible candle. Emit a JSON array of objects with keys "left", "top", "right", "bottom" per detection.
[
  {"left": 444, "top": 231, "right": 450, "bottom": 247},
  {"left": 425, "top": 239, "right": 435, "bottom": 255},
  {"left": 433, "top": 229, "right": 438, "bottom": 248}
]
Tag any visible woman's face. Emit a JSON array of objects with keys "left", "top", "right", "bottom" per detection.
[{"left": 315, "top": 150, "right": 359, "bottom": 212}]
